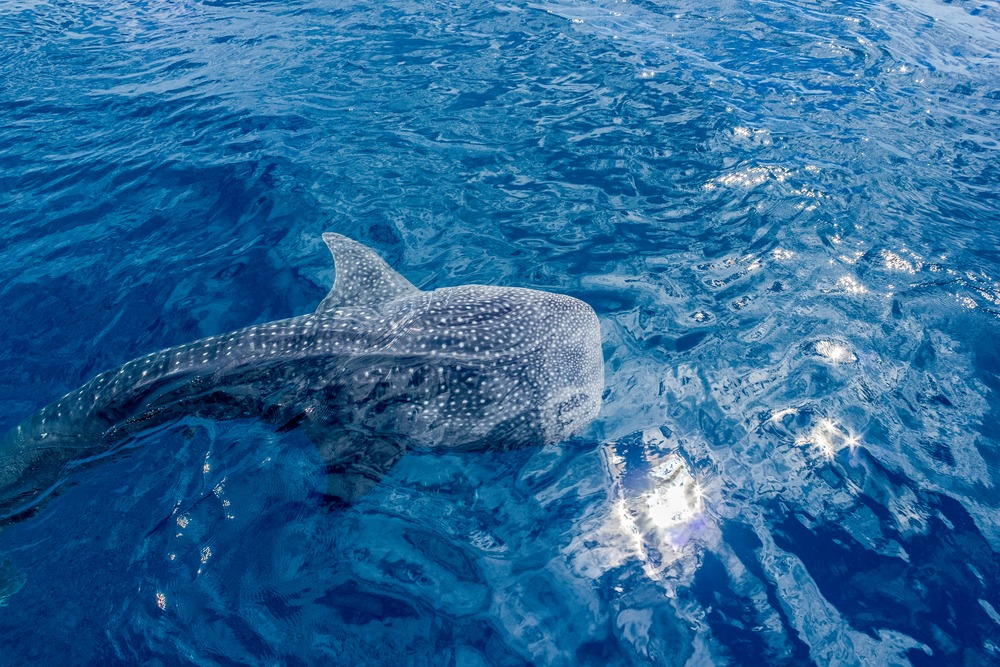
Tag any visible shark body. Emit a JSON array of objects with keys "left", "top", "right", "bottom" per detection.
[{"left": 0, "top": 233, "right": 603, "bottom": 521}]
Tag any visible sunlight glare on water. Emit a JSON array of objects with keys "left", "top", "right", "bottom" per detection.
[{"left": 1, "top": 0, "right": 999, "bottom": 664}]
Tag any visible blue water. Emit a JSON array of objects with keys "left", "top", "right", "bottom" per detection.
[{"left": 1, "top": 0, "right": 999, "bottom": 663}]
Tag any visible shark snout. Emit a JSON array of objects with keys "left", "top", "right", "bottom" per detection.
[
  {"left": 537, "top": 294, "right": 604, "bottom": 443},
  {"left": 540, "top": 386, "right": 602, "bottom": 444}
]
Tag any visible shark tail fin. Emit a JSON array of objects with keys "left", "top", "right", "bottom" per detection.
[
  {"left": 0, "top": 558, "right": 26, "bottom": 607},
  {"left": 0, "top": 560, "right": 25, "bottom": 607},
  {"left": 0, "top": 429, "right": 82, "bottom": 528}
]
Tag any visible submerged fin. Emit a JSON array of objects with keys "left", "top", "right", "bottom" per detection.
[
  {"left": 0, "top": 558, "right": 26, "bottom": 607},
  {"left": 317, "top": 233, "right": 419, "bottom": 312},
  {"left": 301, "top": 418, "right": 406, "bottom": 505}
]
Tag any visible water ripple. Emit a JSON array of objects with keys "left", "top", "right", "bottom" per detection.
[{"left": 1, "top": 0, "right": 999, "bottom": 664}]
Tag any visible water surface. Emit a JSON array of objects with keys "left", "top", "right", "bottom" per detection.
[{"left": 1, "top": 0, "right": 998, "bottom": 664}]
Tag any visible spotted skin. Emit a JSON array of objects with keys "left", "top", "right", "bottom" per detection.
[{"left": 0, "top": 233, "right": 603, "bottom": 520}]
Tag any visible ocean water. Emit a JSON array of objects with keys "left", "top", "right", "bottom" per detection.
[{"left": 1, "top": 0, "right": 998, "bottom": 664}]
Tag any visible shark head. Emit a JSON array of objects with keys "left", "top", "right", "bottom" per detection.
[{"left": 318, "top": 233, "right": 604, "bottom": 449}]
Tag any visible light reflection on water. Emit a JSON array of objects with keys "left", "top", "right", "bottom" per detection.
[
  {"left": 794, "top": 416, "right": 862, "bottom": 461},
  {"left": 0, "top": 0, "right": 998, "bottom": 662},
  {"left": 606, "top": 428, "right": 709, "bottom": 581}
]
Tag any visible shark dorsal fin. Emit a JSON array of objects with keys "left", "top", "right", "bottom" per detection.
[{"left": 317, "top": 233, "right": 419, "bottom": 311}]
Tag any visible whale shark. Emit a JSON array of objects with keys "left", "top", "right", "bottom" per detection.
[{"left": 0, "top": 233, "right": 603, "bottom": 523}]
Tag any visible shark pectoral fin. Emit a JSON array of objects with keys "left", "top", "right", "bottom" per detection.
[
  {"left": 304, "top": 423, "right": 406, "bottom": 505},
  {"left": 317, "top": 233, "right": 420, "bottom": 311}
]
